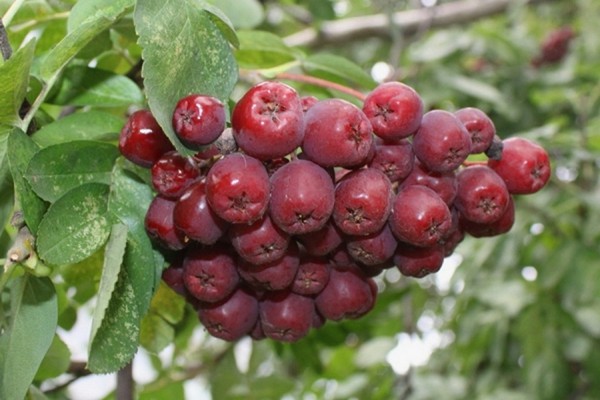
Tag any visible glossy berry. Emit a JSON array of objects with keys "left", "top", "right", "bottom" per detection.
[
  {"left": 232, "top": 81, "right": 304, "bottom": 160},
  {"left": 412, "top": 110, "right": 472, "bottom": 173},
  {"left": 455, "top": 166, "right": 510, "bottom": 224},
  {"left": 362, "top": 81, "right": 423, "bottom": 140},
  {"left": 144, "top": 195, "right": 187, "bottom": 250},
  {"left": 119, "top": 109, "right": 174, "bottom": 167},
  {"left": 205, "top": 153, "right": 271, "bottom": 224},
  {"left": 389, "top": 185, "right": 452, "bottom": 247},
  {"left": 296, "top": 220, "right": 344, "bottom": 256},
  {"left": 488, "top": 137, "right": 551, "bottom": 194},
  {"left": 394, "top": 242, "right": 445, "bottom": 278},
  {"left": 229, "top": 214, "right": 290, "bottom": 265},
  {"left": 292, "top": 255, "right": 331, "bottom": 296},
  {"left": 302, "top": 98, "right": 374, "bottom": 168},
  {"left": 183, "top": 245, "right": 240, "bottom": 303},
  {"left": 173, "top": 180, "right": 229, "bottom": 245},
  {"left": 151, "top": 151, "right": 200, "bottom": 198},
  {"left": 269, "top": 159, "right": 335, "bottom": 235},
  {"left": 399, "top": 161, "right": 457, "bottom": 205},
  {"left": 237, "top": 241, "right": 300, "bottom": 291},
  {"left": 454, "top": 107, "right": 496, "bottom": 154},
  {"left": 333, "top": 168, "right": 393, "bottom": 236},
  {"left": 460, "top": 195, "right": 515, "bottom": 237},
  {"left": 315, "top": 267, "right": 376, "bottom": 321},
  {"left": 346, "top": 224, "right": 397, "bottom": 266},
  {"left": 197, "top": 287, "right": 259, "bottom": 341},
  {"left": 368, "top": 138, "right": 414, "bottom": 183},
  {"left": 260, "top": 290, "right": 315, "bottom": 342},
  {"left": 172, "top": 94, "right": 226, "bottom": 149}
]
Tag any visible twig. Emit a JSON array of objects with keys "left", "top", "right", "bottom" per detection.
[
  {"left": 0, "top": 19, "right": 12, "bottom": 60},
  {"left": 274, "top": 72, "right": 367, "bottom": 102},
  {"left": 2, "top": 0, "right": 26, "bottom": 27},
  {"left": 116, "top": 361, "right": 134, "bottom": 400},
  {"left": 284, "top": 0, "right": 556, "bottom": 48}
]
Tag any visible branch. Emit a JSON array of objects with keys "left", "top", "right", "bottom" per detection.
[
  {"left": 0, "top": 19, "right": 12, "bottom": 60},
  {"left": 284, "top": 0, "right": 556, "bottom": 48}
]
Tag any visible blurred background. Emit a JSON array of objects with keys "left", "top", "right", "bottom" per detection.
[{"left": 3, "top": 0, "right": 600, "bottom": 399}]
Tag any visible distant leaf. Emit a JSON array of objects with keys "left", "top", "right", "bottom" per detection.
[
  {"left": 0, "top": 128, "right": 14, "bottom": 232},
  {"left": 60, "top": 250, "right": 104, "bottom": 304},
  {"left": 408, "top": 30, "right": 472, "bottom": 63},
  {"left": 235, "top": 30, "right": 299, "bottom": 70},
  {"left": 0, "top": 39, "right": 35, "bottom": 127},
  {"left": 0, "top": 276, "right": 57, "bottom": 400},
  {"left": 39, "top": 0, "right": 134, "bottom": 82},
  {"left": 437, "top": 72, "right": 508, "bottom": 109},
  {"left": 139, "top": 381, "right": 185, "bottom": 400},
  {"left": 36, "top": 183, "right": 111, "bottom": 265},
  {"left": 34, "top": 334, "right": 71, "bottom": 381},
  {"left": 7, "top": 129, "right": 47, "bottom": 234},
  {"left": 31, "top": 111, "right": 123, "bottom": 147},
  {"left": 302, "top": 53, "right": 376, "bottom": 89},
  {"left": 307, "top": 0, "right": 335, "bottom": 20},
  {"left": 108, "top": 161, "right": 163, "bottom": 316},
  {"left": 25, "top": 141, "right": 120, "bottom": 202},
  {"left": 48, "top": 65, "right": 144, "bottom": 107},
  {"left": 134, "top": 0, "right": 238, "bottom": 155},
  {"left": 354, "top": 337, "right": 396, "bottom": 368},
  {"left": 208, "top": 0, "right": 264, "bottom": 30}
]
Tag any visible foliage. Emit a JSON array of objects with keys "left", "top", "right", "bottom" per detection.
[{"left": 0, "top": 0, "right": 599, "bottom": 399}]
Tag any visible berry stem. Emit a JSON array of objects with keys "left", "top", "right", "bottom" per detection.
[
  {"left": 274, "top": 72, "right": 367, "bottom": 102},
  {"left": 462, "top": 160, "right": 487, "bottom": 167}
]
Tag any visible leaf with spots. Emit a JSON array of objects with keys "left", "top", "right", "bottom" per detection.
[
  {"left": 87, "top": 223, "right": 140, "bottom": 374},
  {"left": 134, "top": 0, "right": 238, "bottom": 155},
  {"left": 108, "top": 160, "right": 164, "bottom": 317},
  {"left": 36, "top": 183, "right": 111, "bottom": 265},
  {"left": 7, "top": 129, "right": 47, "bottom": 234},
  {"left": 25, "top": 141, "right": 120, "bottom": 203}
]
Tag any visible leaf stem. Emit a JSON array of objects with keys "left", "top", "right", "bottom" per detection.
[
  {"left": 20, "top": 76, "right": 58, "bottom": 132},
  {"left": 274, "top": 72, "right": 367, "bottom": 102},
  {"left": 2, "top": 0, "right": 26, "bottom": 27}
]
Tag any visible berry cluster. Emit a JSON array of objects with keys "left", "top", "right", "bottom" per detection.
[{"left": 119, "top": 81, "right": 551, "bottom": 342}]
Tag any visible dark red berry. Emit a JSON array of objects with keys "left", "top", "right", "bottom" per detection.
[
  {"left": 144, "top": 195, "right": 187, "bottom": 250},
  {"left": 237, "top": 241, "right": 300, "bottom": 291},
  {"left": 151, "top": 151, "right": 200, "bottom": 198},
  {"left": 296, "top": 220, "right": 344, "bottom": 256},
  {"left": 232, "top": 81, "right": 304, "bottom": 160},
  {"left": 302, "top": 98, "right": 374, "bottom": 168},
  {"left": 205, "top": 153, "right": 271, "bottom": 224},
  {"left": 394, "top": 242, "right": 445, "bottom": 278},
  {"left": 362, "top": 81, "right": 423, "bottom": 140},
  {"left": 346, "top": 224, "right": 397, "bottom": 266},
  {"left": 455, "top": 165, "right": 510, "bottom": 224},
  {"left": 399, "top": 161, "right": 457, "bottom": 205},
  {"left": 460, "top": 195, "right": 515, "bottom": 237},
  {"left": 259, "top": 290, "right": 315, "bottom": 342},
  {"left": 487, "top": 137, "right": 551, "bottom": 194},
  {"left": 229, "top": 214, "right": 290, "bottom": 265},
  {"left": 454, "top": 107, "right": 496, "bottom": 154},
  {"left": 172, "top": 94, "right": 226, "bottom": 149},
  {"left": 119, "top": 109, "right": 174, "bottom": 168},
  {"left": 291, "top": 255, "right": 331, "bottom": 296},
  {"left": 368, "top": 138, "right": 414, "bottom": 183}
]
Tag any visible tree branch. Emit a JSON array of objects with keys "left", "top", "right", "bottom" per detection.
[
  {"left": 0, "top": 19, "right": 12, "bottom": 60},
  {"left": 284, "top": 0, "right": 556, "bottom": 48},
  {"left": 116, "top": 361, "right": 134, "bottom": 400}
]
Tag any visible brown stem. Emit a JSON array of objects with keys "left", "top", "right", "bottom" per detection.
[
  {"left": 274, "top": 72, "right": 367, "bottom": 102},
  {"left": 116, "top": 361, "right": 135, "bottom": 400}
]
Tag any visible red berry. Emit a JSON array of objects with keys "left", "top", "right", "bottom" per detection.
[
  {"left": 394, "top": 242, "right": 445, "bottom": 278},
  {"left": 389, "top": 185, "right": 452, "bottom": 248},
  {"left": 296, "top": 220, "right": 344, "bottom": 256},
  {"left": 487, "top": 137, "right": 551, "bottom": 194},
  {"left": 291, "top": 255, "right": 331, "bottom": 296},
  {"left": 259, "top": 290, "right": 315, "bottom": 342},
  {"left": 144, "top": 195, "right": 187, "bottom": 250},
  {"left": 205, "top": 153, "right": 271, "bottom": 224},
  {"left": 454, "top": 107, "right": 496, "bottom": 154},
  {"left": 362, "top": 81, "right": 424, "bottom": 140},
  {"left": 399, "top": 161, "right": 457, "bottom": 205},
  {"left": 173, "top": 180, "right": 229, "bottom": 245},
  {"left": 346, "top": 224, "right": 398, "bottom": 266},
  {"left": 455, "top": 165, "right": 510, "bottom": 224},
  {"left": 460, "top": 195, "right": 515, "bottom": 237},
  {"left": 232, "top": 81, "right": 304, "bottom": 160},
  {"left": 229, "top": 214, "right": 290, "bottom": 266},
  {"left": 119, "top": 110, "right": 174, "bottom": 168},
  {"left": 368, "top": 138, "right": 415, "bottom": 183},
  {"left": 412, "top": 110, "right": 472, "bottom": 173},
  {"left": 151, "top": 151, "right": 200, "bottom": 198},
  {"left": 302, "top": 98, "right": 374, "bottom": 168},
  {"left": 315, "top": 267, "right": 376, "bottom": 321},
  {"left": 269, "top": 159, "right": 335, "bottom": 235},
  {"left": 172, "top": 94, "right": 226, "bottom": 149},
  {"left": 332, "top": 168, "right": 393, "bottom": 236},
  {"left": 237, "top": 241, "right": 300, "bottom": 291}
]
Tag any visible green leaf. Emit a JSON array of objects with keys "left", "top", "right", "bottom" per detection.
[
  {"left": 208, "top": 0, "right": 264, "bottom": 30},
  {"left": 31, "top": 111, "right": 123, "bottom": 147},
  {"left": 48, "top": 65, "right": 144, "bottom": 107},
  {"left": 25, "top": 141, "right": 120, "bottom": 203},
  {"left": 235, "top": 30, "right": 299, "bottom": 70},
  {"left": 0, "top": 127, "right": 14, "bottom": 232},
  {"left": 7, "top": 129, "right": 47, "bottom": 234},
  {"left": 199, "top": 0, "right": 240, "bottom": 48},
  {"left": 134, "top": 0, "right": 238, "bottom": 155},
  {"left": 0, "top": 276, "right": 57, "bottom": 400},
  {"left": 108, "top": 160, "right": 163, "bottom": 316},
  {"left": 307, "top": 0, "right": 335, "bottom": 20},
  {"left": 302, "top": 53, "right": 376, "bottom": 89},
  {"left": 39, "top": 0, "right": 134, "bottom": 82},
  {"left": 140, "top": 282, "right": 186, "bottom": 353},
  {"left": 139, "top": 381, "right": 185, "bottom": 400},
  {"left": 88, "top": 224, "right": 141, "bottom": 373},
  {"left": 68, "top": 0, "right": 134, "bottom": 32},
  {"left": 34, "top": 334, "right": 71, "bottom": 381},
  {"left": 60, "top": 250, "right": 104, "bottom": 305},
  {"left": 88, "top": 224, "right": 128, "bottom": 355},
  {"left": 36, "top": 183, "right": 111, "bottom": 265},
  {"left": 0, "top": 39, "right": 35, "bottom": 127}
]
